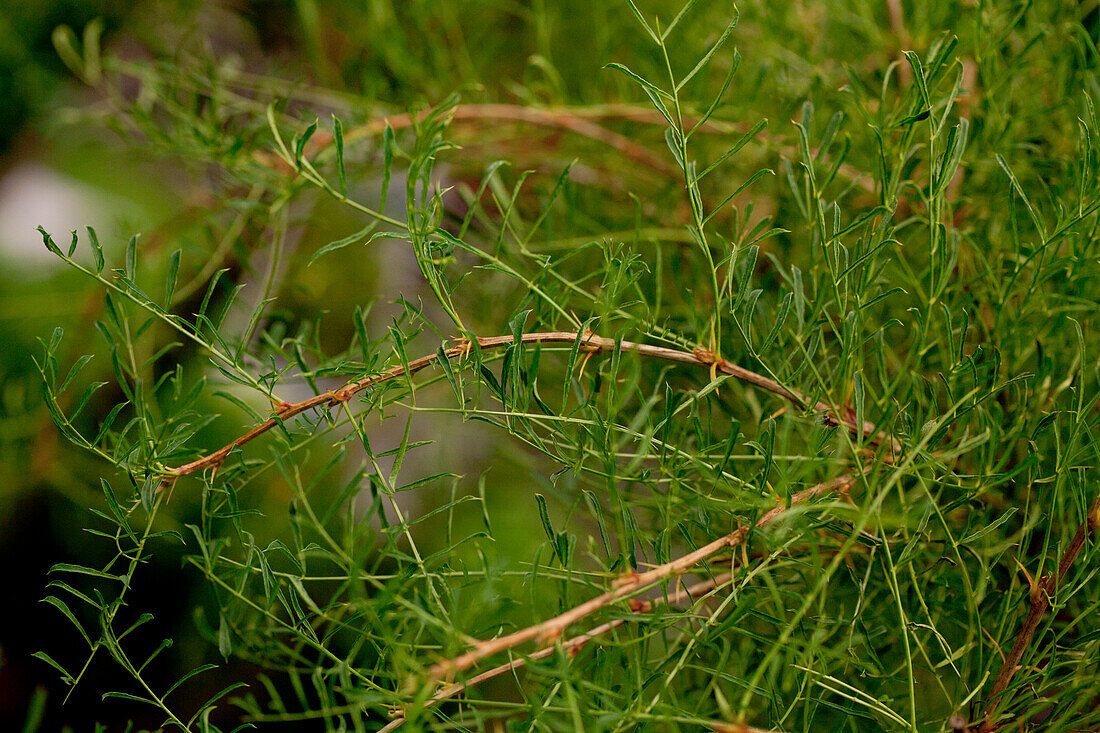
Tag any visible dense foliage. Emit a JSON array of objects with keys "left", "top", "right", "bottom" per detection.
[{"left": 21, "top": 1, "right": 1100, "bottom": 731}]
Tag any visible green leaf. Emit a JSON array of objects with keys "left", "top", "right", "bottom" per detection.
[
  {"left": 294, "top": 118, "right": 319, "bottom": 169},
  {"left": 125, "top": 234, "right": 138, "bottom": 280},
  {"left": 662, "top": 0, "right": 706, "bottom": 40},
  {"left": 332, "top": 115, "right": 346, "bottom": 197},
  {"left": 197, "top": 268, "right": 229, "bottom": 323},
  {"left": 675, "top": 14, "right": 737, "bottom": 92},
  {"left": 32, "top": 651, "right": 74, "bottom": 685},
  {"left": 218, "top": 615, "right": 232, "bottom": 659},
  {"left": 384, "top": 427, "right": 417, "bottom": 494},
  {"left": 140, "top": 474, "right": 159, "bottom": 513},
  {"left": 164, "top": 249, "right": 182, "bottom": 304},
  {"left": 49, "top": 563, "right": 124, "bottom": 582},
  {"left": 37, "top": 227, "right": 63, "bottom": 257},
  {"left": 624, "top": 0, "right": 660, "bottom": 44},
  {"left": 694, "top": 119, "right": 766, "bottom": 183},
  {"left": 760, "top": 291, "right": 793, "bottom": 351},
  {"left": 603, "top": 62, "right": 672, "bottom": 100},
  {"left": 583, "top": 490, "right": 612, "bottom": 560},
  {"left": 81, "top": 17, "right": 103, "bottom": 84},
  {"left": 102, "top": 691, "right": 157, "bottom": 705},
  {"left": 960, "top": 508, "right": 1019, "bottom": 545},
  {"left": 853, "top": 371, "right": 865, "bottom": 445},
  {"left": 791, "top": 266, "right": 805, "bottom": 329},
  {"left": 87, "top": 226, "right": 104, "bottom": 272},
  {"left": 137, "top": 637, "right": 174, "bottom": 675},
  {"left": 93, "top": 401, "right": 128, "bottom": 445},
  {"left": 437, "top": 345, "right": 462, "bottom": 405},
  {"left": 703, "top": 169, "right": 773, "bottom": 227},
  {"left": 689, "top": 51, "right": 742, "bottom": 138},
  {"left": 937, "top": 118, "right": 968, "bottom": 193},
  {"left": 665, "top": 127, "right": 685, "bottom": 168},
  {"left": 51, "top": 25, "right": 84, "bottom": 81},
  {"left": 309, "top": 225, "right": 394, "bottom": 264},
  {"left": 116, "top": 611, "right": 155, "bottom": 641},
  {"left": 891, "top": 108, "right": 931, "bottom": 128},
  {"left": 69, "top": 380, "right": 106, "bottom": 421},
  {"left": 381, "top": 122, "right": 396, "bottom": 210},
  {"left": 186, "top": 682, "right": 250, "bottom": 728},
  {"left": 996, "top": 154, "right": 1046, "bottom": 237},
  {"left": 534, "top": 493, "right": 556, "bottom": 545},
  {"left": 59, "top": 354, "right": 93, "bottom": 394},
  {"left": 48, "top": 326, "right": 64, "bottom": 355},
  {"left": 903, "top": 50, "right": 930, "bottom": 109},
  {"left": 41, "top": 596, "right": 92, "bottom": 646}
]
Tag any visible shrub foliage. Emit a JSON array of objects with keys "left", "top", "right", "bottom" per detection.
[{"left": 32, "top": 1, "right": 1100, "bottom": 731}]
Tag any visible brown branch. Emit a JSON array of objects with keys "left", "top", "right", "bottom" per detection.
[
  {"left": 378, "top": 574, "right": 733, "bottom": 733},
  {"left": 711, "top": 725, "right": 792, "bottom": 733},
  {"left": 383, "top": 545, "right": 867, "bottom": 729},
  {"left": 259, "top": 102, "right": 878, "bottom": 196},
  {"left": 260, "top": 103, "right": 683, "bottom": 177},
  {"left": 886, "top": 0, "right": 913, "bottom": 87},
  {"left": 427, "top": 475, "right": 854, "bottom": 681},
  {"left": 358, "top": 104, "right": 874, "bottom": 193},
  {"left": 161, "top": 332, "right": 898, "bottom": 485},
  {"left": 978, "top": 494, "right": 1100, "bottom": 732}
]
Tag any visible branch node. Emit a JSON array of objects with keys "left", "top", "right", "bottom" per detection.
[
  {"left": 536, "top": 625, "right": 562, "bottom": 646},
  {"left": 612, "top": 571, "right": 642, "bottom": 589},
  {"left": 693, "top": 346, "right": 718, "bottom": 365}
]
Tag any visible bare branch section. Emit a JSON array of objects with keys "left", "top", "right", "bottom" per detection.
[
  {"left": 379, "top": 574, "right": 733, "bottom": 733},
  {"left": 274, "top": 102, "right": 741, "bottom": 177},
  {"left": 162, "top": 331, "right": 898, "bottom": 484},
  {"left": 261, "top": 102, "right": 873, "bottom": 193},
  {"left": 427, "top": 475, "right": 854, "bottom": 681},
  {"left": 978, "top": 494, "right": 1100, "bottom": 732},
  {"left": 711, "top": 725, "right": 793, "bottom": 733}
]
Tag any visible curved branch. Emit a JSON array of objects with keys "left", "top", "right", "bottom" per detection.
[
  {"left": 427, "top": 475, "right": 854, "bottom": 681},
  {"left": 161, "top": 331, "right": 898, "bottom": 485},
  {"left": 379, "top": 573, "right": 733, "bottom": 732}
]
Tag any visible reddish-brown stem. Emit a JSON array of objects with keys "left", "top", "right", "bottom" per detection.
[
  {"left": 427, "top": 475, "right": 854, "bottom": 681},
  {"left": 260, "top": 102, "right": 875, "bottom": 195},
  {"left": 978, "top": 495, "right": 1100, "bottom": 731},
  {"left": 711, "top": 725, "right": 791, "bottom": 733},
  {"left": 378, "top": 574, "right": 733, "bottom": 733},
  {"left": 262, "top": 103, "right": 683, "bottom": 176},
  {"left": 161, "top": 332, "right": 897, "bottom": 485}
]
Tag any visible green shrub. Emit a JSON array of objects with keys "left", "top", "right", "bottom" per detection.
[{"left": 32, "top": 1, "right": 1100, "bottom": 731}]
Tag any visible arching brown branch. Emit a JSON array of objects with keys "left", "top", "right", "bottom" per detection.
[
  {"left": 427, "top": 475, "right": 854, "bottom": 681},
  {"left": 161, "top": 331, "right": 898, "bottom": 486},
  {"left": 260, "top": 102, "right": 874, "bottom": 193},
  {"left": 260, "top": 103, "right": 683, "bottom": 176},
  {"left": 379, "top": 574, "right": 733, "bottom": 733}
]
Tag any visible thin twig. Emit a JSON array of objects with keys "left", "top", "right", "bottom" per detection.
[
  {"left": 427, "top": 475, "right": 854, "bottom": 681},
  {"left": 161, "top": 331, "right": 898, "bottom": 485},
  {"left": 260, "top": 103, "right": 683, "bottom": 176},
  {"left": 711, "top": 725, "right": 792, "bottom": 733},
  {"left": 257, "top": 102, "right": 877, "bottom": 194},
  {"left": 378, "top": 574, "right": 732, "bottom": 732},
  {"left": 978, "top": 494, "right": 1100, "bottom": 731}
]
